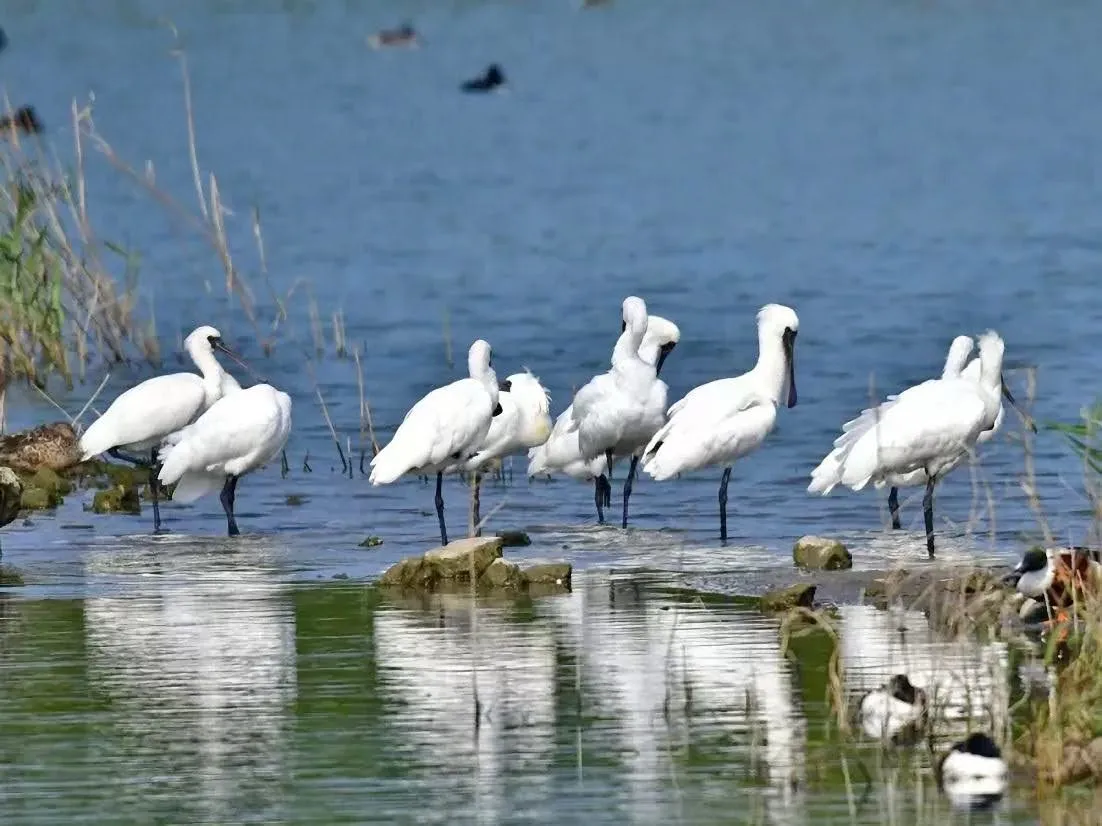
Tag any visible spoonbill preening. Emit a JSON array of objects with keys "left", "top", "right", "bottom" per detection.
[
  {"left": 157, "top": 383, "right": 293, "bottom": 536},
  {"left": 79, "top": 325, "right": 246, "bottom": 533}
]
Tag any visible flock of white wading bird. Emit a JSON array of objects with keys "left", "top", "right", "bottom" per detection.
[
  {"left": 73, "top": 299, "right": 1021, "bottom": 807},
  {"left": 74, "top": 296, "right": 1034, "bottom": 559}
]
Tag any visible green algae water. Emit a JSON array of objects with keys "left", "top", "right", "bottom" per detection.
[{"left": 0, "top": 566, "right": 1053, "bottom": 824}]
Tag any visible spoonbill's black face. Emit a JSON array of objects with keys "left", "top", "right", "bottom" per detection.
[
  {"left": 207, "top": 334, "right": 226, "bottom": 351},
  {"left": 782, "top": 327, "right": 798, "bottom": 408},
  {"left": 492, "top": 402, "right": 503, "bottom": 417},
  {"left": 498, "top": 379, "right": 513, "bottom": 393},
  {"left": 655, "top": 341, "right": 677, "bottom": 376},
  {"left": 620, "top": 320, "right": 627, "bottom": 333}
]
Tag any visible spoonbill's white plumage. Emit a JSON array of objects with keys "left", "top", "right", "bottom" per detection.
[
  {"left": 812, "top": 335, "right": 1034, "bottom": 530},
  {"left": 526, "top": 315, "right": 680, "bottom": 526},
  {"left": 157, "top": 383, "right": 292, "bottom": 536},
  {"left": 807, "top": 331, "right": 1006, "bottom": 558},
  {"left": 567, "top": 296, "right": 669, "bottom": 527},
  {"left": 447, "top": 370, "right": 552, "bottom": 531},
  {"left": 641, "top": 304, "right": 799, "bottom": 541},
  {"left": 369, "top": 339, "right": 501, "bottom": 546},
  {"left": 856, "top": 674, "right": 927, "bottom": 743},
  {"left": 79, "top": 325, "right": 243, "bottom": 532}
]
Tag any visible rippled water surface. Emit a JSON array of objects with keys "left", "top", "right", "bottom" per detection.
[
  {"left": 1, "top": 0, "right": 1100, "bottom": 820},
  {"left": 0, "top": 568, "right": 1043, "bottom": 824}
]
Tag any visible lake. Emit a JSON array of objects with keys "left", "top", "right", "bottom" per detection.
[{"left": 1, "top": 0, "right": 1100, "bottom": 820}]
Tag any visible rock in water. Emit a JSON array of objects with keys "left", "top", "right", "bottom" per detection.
[
  {"left": 793, "top": 536, "right": 853, "bottom": 571},
  {"left": 0, "top": 422, "right": 82, "bottom": 473},
  {"left": 0, "top": 467, "right": 22, "bottom": 527},
  {"left": 423, "top": 536, "right": 504, "bottom": 580},
  {"left": 761, "top": 583, "right": 817, "bottom": 613}
]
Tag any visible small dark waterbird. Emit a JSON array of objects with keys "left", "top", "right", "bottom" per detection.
[
  {"left": 461, "top": 64, "right": 505, "bottom": 93},
  {"left": 0, "top": 106, "right": 43, "bottom": 139}
]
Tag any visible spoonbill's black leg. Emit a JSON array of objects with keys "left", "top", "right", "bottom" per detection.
[
  {"left": 922, "top": 476, "right": 936, "bottom": 559},
  {"left": 719, "top": 466, "right": 732, "bottom": 542},
  {"left": 472, "top": 471, "right": 482, "bottom": 537},
  {"left": 604, "top": 450, "right": 614, "bottom": 508},
  {"left": 622, "top": 455, "right": 640, "bottom": 529},
  {"left": 888, "top": 486, "right": 901, "bottom": 531},
  {"left": 594, "top": 476, "right": 607, "bottom": 524},
  {"left": 147, "top": 447, "right": 163, "bottom": 533},
  {"left": 435, "top": 471, "right": 448, "bottom": 546},
  {"left": 220, "top": 475, "right": 240, "bottom": 537}
]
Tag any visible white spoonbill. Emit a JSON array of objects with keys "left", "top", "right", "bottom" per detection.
[
  {"left": 447, "top": 369, "right": 552, "bottom": 532},
  {"left": 369, "top": 339, "right": 501, "bottom": 546},
  {"left": 157, "top": 383, "right": 292, "bottom": 536},
  {"left": 807, "top": 331, "right": 1006, "bottom": 558},
  {"left": 569, "top": 296, "right": 668, "bottom": 522},
  {"left": 641, "top": 304, "right": 799, "bottom": 541},
  {"left": 526, "top": 315, "right": 680, "bottom": 526},
  {"left": 79, "top": 325, "right": 246, "bottom": 533},
  {"left": 811, "top": 335, "right": 1035, "bottom": 530}
]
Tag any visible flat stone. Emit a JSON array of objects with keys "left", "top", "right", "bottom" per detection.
[
  {"left": 523, "top": 563, "right": 572, "bottom": 589},
  {"left": 379, "top": 556, "right": 438, "bottom": 589},
  {"left": 793, "top": 536, "right": 852, "bottom": 571},
  {"left": 480, "top": 558, "right": 526, "bottom": 591},
  {"left": 424, "top": 536, "right": 503, "bottom": 580},
  {"left": 760, "top": 583, "right": 817, "bottom": 613},
  {"left": 90, "top": 485, "right": 141, "bottom": 515}
]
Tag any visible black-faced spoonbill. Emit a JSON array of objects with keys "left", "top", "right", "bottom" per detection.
[
  {"left": 527, "top": 314, "right": 679, "bottom": 527},
  {"left": 156, "top": 383, "right": 292, "bottom": 536},
  {"left": 811, "top": 334, "right": 1035, "bottom": 529},
  {"left": 641, "top": 304, "right": 799, "bottom": 542},
  {"left": 369, "top": 339, "right": 502, "bottom": 546},
  {"left": 569, "top": 296, "right": 669, "bottom": 527},
  {"left": 447, "top": 370, "right": 552, "bottom": 533},
  {"left": 79, "top": 325, "right": 246, "bottom": 533},
  {"left": 807, "top": 331, "right": 1006, "bottom": 558}
]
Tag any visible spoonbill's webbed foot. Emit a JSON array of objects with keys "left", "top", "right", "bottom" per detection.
[
  {"left": 718, "top": 466, "right": 732, "bottom": 542},
  {"left": 888, "top": 486, "right": 901, "bottom": 531},
  {"left": 622, "top": 455, "right": 640, "bottom": 529},
  {"left": 220, "top": 475, "right": 240, "bottom": 537},
  {"left": 922, "top": 476, "right": 936, "bottom": 559},
  {"left": 435, "top": 471, "right": 448, "bottom": 545}
]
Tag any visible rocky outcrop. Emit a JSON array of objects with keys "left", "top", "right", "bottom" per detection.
[{"left": 378, "top": 536, "right": 571, "bottom": 595}]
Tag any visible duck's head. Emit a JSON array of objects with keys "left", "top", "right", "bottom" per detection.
[{"left": 886, "top": 674, "right": 922, "bottom": 705}]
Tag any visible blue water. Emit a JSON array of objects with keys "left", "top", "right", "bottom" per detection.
[{"left": 3, "top": 0, "right": 1102, "bottom": 584}]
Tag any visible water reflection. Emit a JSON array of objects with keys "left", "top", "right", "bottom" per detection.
[
  {"left": 545, "top": 573, "right": 807, "bottom": 826},
  {"left": 838, "top": 604, "right": 1010, "bottom": 746},
  {"left": 373, "top": 592, "right": 558, "bottom": 825},
  {"left": 82, "top": 539, "right": 297, "bottom": 823}
]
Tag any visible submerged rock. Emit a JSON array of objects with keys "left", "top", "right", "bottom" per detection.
[
  {"left": 523, "top": 563, "right": 572, "bottom": 588},
  {"left": 0, "top": 565, "right": 24, "bottom": 586},
  {"left": 359, "top": 535, "right": 383, "bottom": 548},
  {"left": 378, "top": 537, "right": 572, "bottom": 595},
  {"left": 793, "top": 536, "right": 852, "bottom": 571},
  {"left": 15, "top": 465, "right": 71, "bottom": 510},
  {"left": 481, "top": 558, "right": 526, "bottom": 591},
  {"left": 0, "top": 422, "right": 81, "bottom": 474},
  {"left": 761, "top": 583, "right": 817, "bottom": 613},
  {"left": 0, "top": 467, "right": 23, "bottom": 528},
  {"left": 90, "top": 485, "right": 141, "bottom": 515},
  {"left": 497, "top": 530, "right": 532, "bottom": 548}
]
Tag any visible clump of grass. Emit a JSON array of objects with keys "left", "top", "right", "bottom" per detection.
[{"left": 0, "top": 117, "right": 158, "bottom": 390}]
